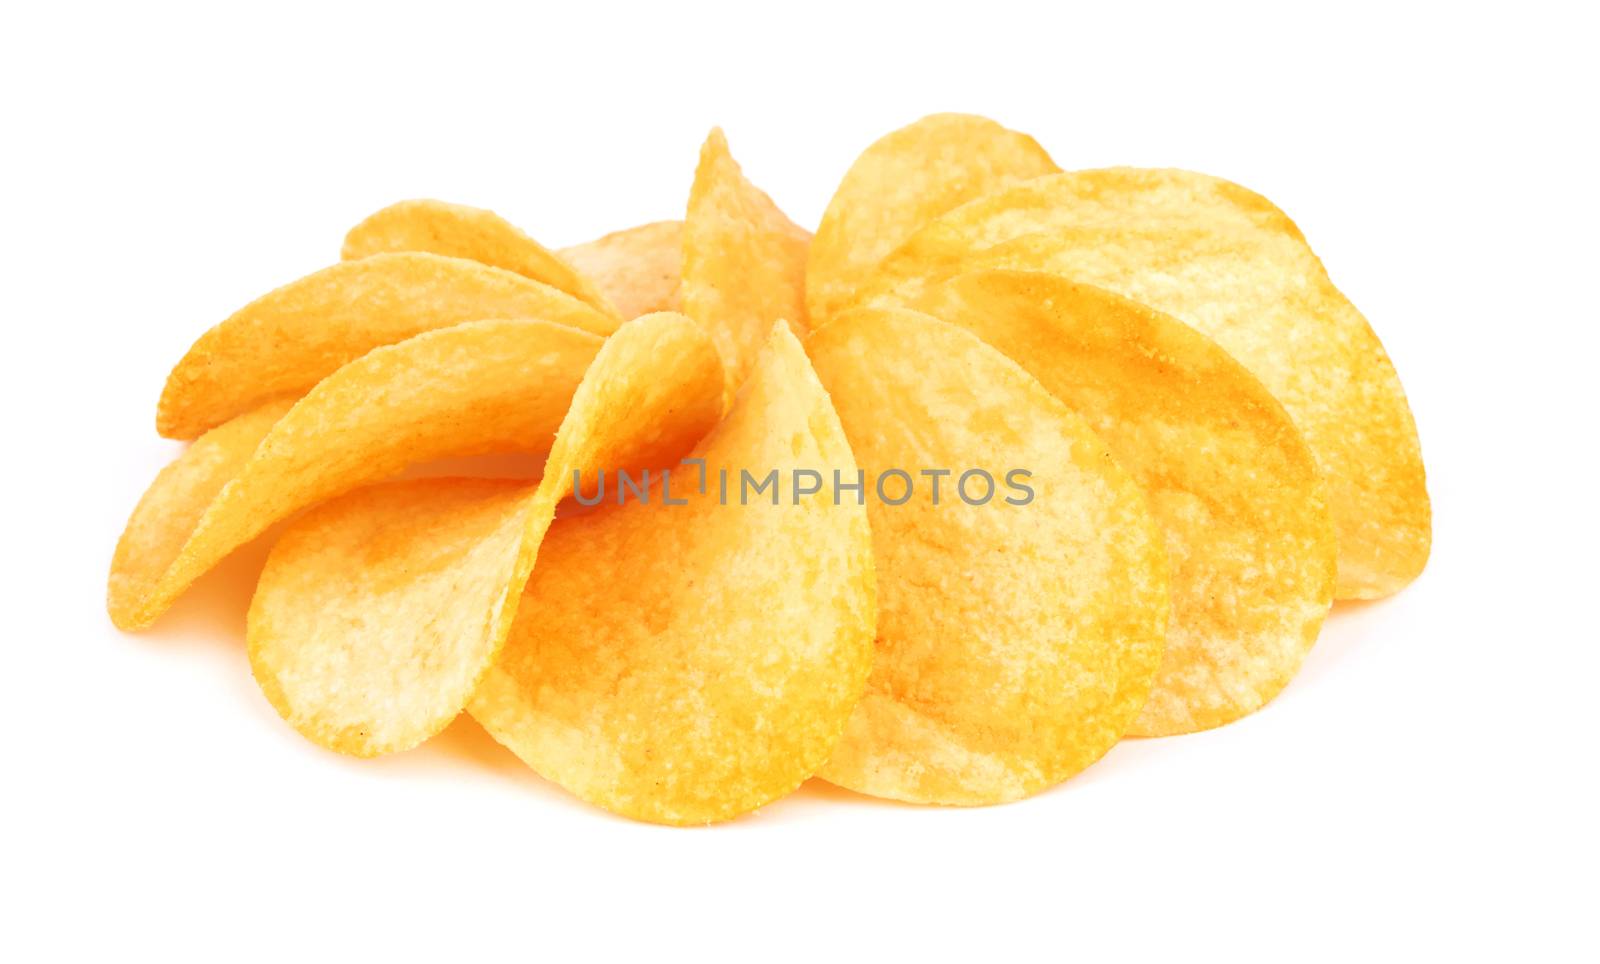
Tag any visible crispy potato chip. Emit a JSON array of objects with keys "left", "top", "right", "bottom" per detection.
[
  {"left": 247, "top": 313, "right": 723, "bottom": 757},
  {"left": 860, "top": 169, "right": 1305, "bottom": 286},
  {"left": 807, "top": 113, "right": 1058, "bottom": 322},
  {"left": 807, "top": 307, "right": 1168, "bottom": 804},
  {"left": 470, "top": 323, "right": 874, "bottom": 824},
  {"left": 342, "top": 200, "right": 621, "bottom": 319},
  {"left": 921, "top": 271, "right": 1336, "bottom": 735},
  {"left": 110, "top": 319, "right": 607, "bottom": 630},
  {"left": 860, "top": 200, "right": 1430, "bottom": 599},
  {"left": 157, "top": 251, "right": 618, "bottom": 439},
  {"left": 682, "top": 128, "right": 811, "bottom": 400},
  {"left": 559, "top": 220, "right": 683, "bottom": 319}
]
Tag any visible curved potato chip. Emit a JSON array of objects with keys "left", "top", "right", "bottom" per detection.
[
  {"left": 248, "top": 313, "right": 723, "bottom": 757},
  {"left": 157, "top": 251, "right": 617, "bottom": 439},
  {"left": 470, "top": 323, "right": 875, "bottom": 824},
  {"left": 560, "top": 220, "right": 683, "bottom": 319},
  {"left": 862, "top": 211, "right": 1430, "bottom": 599},
  {"left": 682, "top": 128, "right": 811, "bottom": 400},
  {"left": 921, "top": 270, "right": 1335, "bottom": 735},
  {"left": 864, "top": 167, "right": 1440, "bottom": 592},
  {"left": 342, "top": 200, "right": 621, "bottom": 319},
  {"left": 107, "top": 398, "right": 293, "bottom": 624},
  {"left": 111, "top": 319, "right": 606, "bottom": 630},
  {"left": 807, "top": 113, "right": 1058, "bottom": 322},
  {"left": 807, "top": 307, "right": 1168, "bottom": 805},
  {"left": 854, "top": 168, "right": 1308, "bottom": 314}
]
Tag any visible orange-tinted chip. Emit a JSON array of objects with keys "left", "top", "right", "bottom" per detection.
[
  {"left": 921, "top": 270, "right": 1336, "bottom": 735},
  {"left": 857, "top": 179, "right": 1429, "bottom": 599},
  {"left": 157, "top": 251, "right": 617, "bottom": 439},
  {"left": 470, "top": 323, "right": 875, "bottom": 824},
  {"left": 682, "top": 128, "right": 811, "bottom": 401},
  {"left": 560, "top": 220, "right": 683, "bottom": 319},
  {"left": 111, "top": 319, "right": 605, "bottom": 630},
  {"left": 246, "top": 313, "right": 723, "bottom": 757},
  {"left": 807, "top": 307, "right": 1168, "bottom": 804},
  {"left": 342, "top": 199, "right": 620, "bottom": 319},
  {"left": 807, "top": 113, "right": 1057, "bottom": 322}
]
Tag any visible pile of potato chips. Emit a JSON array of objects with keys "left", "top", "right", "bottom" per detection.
[{"left": 110, "top": 114, "right": 1429, "bottom": 824}]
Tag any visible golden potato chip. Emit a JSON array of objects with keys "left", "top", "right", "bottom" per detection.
[
  {"left": 110, "top": 319, "right": 606, "bottom": 630},
  {"left": 852, "top": 168, "right": 1312, "bottom": 315},
  {"left": 247, "top": 313, "right": 723, "bottom": 757},
  {"left": 806, "top": 307, "right": 1168, "bottom": 804},
  {"left": 559, "top": 220, "right": 683, "bottom": 319},
  {"left": 682, "top": 128, "right": 811, "bottom": 400},
  {"left": 920, "top": 270, "right": 1336, "bottom": 735},
  {"left": 107, "top": 398, "right": 292, "bottom": 626},
  {"left": 860, "top": 205, "right": 1430, "bottom": 599},
  {"left": 157, "top": 251, "right": 618, "bottom": 440},
  {"left": 342, "top": 199, "right": 621, "bottom": 319},
  {"left": 470, "top": 323, "right": 875, "bottom": 824},
  {"left": 807, "top": 113, "right": 1058, "bottom": 322}
]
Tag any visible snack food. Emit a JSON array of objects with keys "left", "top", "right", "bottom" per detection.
[
  {"left": 855, "top": 195, "right": 1429, "bottom": 598},
  {"left": 246, "top": 313, "right": 723, "bottom": 757},
  {"left": 470, "top": 324, "right": 875, "bottom": 824},
  {"left": 113, "top": 319, "right": 605, "bottom": 630},
  {"left": 343, "top": 199, "right": 621, "bottom": 318},
  {"left": 109, "top": 114, "right": 1431, "bottom": 822},
  {"left": 919, "top": 270, "right": 1336, "bottom": 734},
  {"left": 682, "top": 128, "right": 811, "bottom": 401},
  {"left": 560, "top": 220, "right": 683, "bottom": 318},
  {"left": 807, "top": 113, "right": 1058, "bottom": 322},
  {"left": 807, "top": 307, "right": 1169, "bottom": 803},
  {"left": 157, "top": 252, "right": 617, "bottom": 439}
]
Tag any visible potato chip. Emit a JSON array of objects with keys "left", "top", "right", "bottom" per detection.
[
  {"left": 920, "top": 270, "right": 1336, "bottom": 735},
  {"left": 342, "top": 199, "right": 621, "bottom": 319},
  {"left": 157, "top": 251, "right": 618, "bottom": 439},
  {"left": 110, "top": 319, "right": 606, "bottom": 630},
  {"left": 248, "top": 313, "right": 724, "bottom": 757},
  {"left": 559, "top": 220, "right": 683, "bottom": 319},
  {"left": 682, "top": 128, "right": 811, "bottom": 401},
  {"left": 807, "top": 113, "right": 1058, "bottom": 322},
  {"left": 468, "top": 323, "right": 874, "bottom": 824},
  {"left": 860, "top": 207, "right": 1430, "bottom": 599},
  {"left": 807, "top": 307, "right": 1168, "bottom": 804}
]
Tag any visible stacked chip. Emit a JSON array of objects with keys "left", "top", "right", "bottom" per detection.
[{"left": 110, "top": 114, "right": 1430, "bottom": 824}]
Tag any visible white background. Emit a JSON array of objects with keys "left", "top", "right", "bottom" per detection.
[{"left": 3, "top": 2, "right": 1595, "bottom": 959}]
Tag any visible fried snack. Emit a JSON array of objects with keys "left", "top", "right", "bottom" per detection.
[
  {"left": 807, "top": 307, "right": 1168, "bottom": 804},
  {"left": 110, "top": 319, "right": 605, "bottom": 630},
  {"left": 247, "top": 313, "right": 723, "bottom": 758},
  {"left": 806, "top": 113, "right": 1057, "bottom": 322},
  {"left": 342, "top": 199, "right": 621, "bottom": 319},
  {"left": 861, "top": 212, "right": 1429, "bottom": 599},
  {"left": 560, "top": 220, "right": 683, "bottom": 319},
  {"left": 470, "top": 323, "right": 875, "bottom": 824},
  {"left": 682, "top": 129, "right": 811, "bottom": 401},
  {"left": 157, "top": 252, "right": 618, "bottom": 439},
  {"left": 855, "top": 169, "right": 1304, "bottom": 293},
  {"left": 921, "top": 270, "right": 1336, "bottom": 735}
]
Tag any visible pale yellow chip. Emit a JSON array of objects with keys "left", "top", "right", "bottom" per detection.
[
  {"left": 342, "top": 199, "right": 621, "bottom": 319},
  {"left": 246, "top": 313, "right": 724, "bottom": 757},
  {"left": 682, "top": 128, "right": 811, "bottom": 401},
  {"left": 111, "top": 319, "right": 606, "bottom": 630},
  {"left": 921, "top": 270, "right": 1336, "bottom": 735},
  {"left": 470, "top": 323, "right": 875, "bottom": 824},
  {"left": 806, "top": 307, "right": 1168, "bottom": 804},
  {"left": 857, "top": 188, "right": 1430, "bottom": 599},
  {"left": 157, "top": 251, "right": 618, "bottom": 439},
  {"left": 807, "top": 113, "right": 1058, "bottom": 322},
  {"left": 559, "top": 220, "right": 683, "bottom": 319}
]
